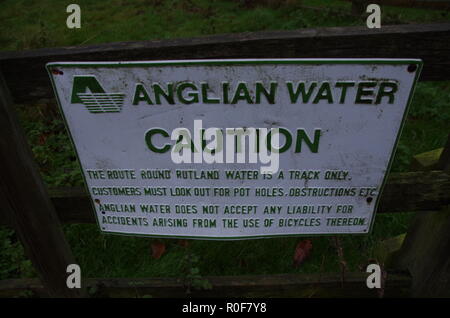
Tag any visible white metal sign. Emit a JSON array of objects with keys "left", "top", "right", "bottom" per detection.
[{"left": 47, "top": 59, "right": 421, "bottom": 239}]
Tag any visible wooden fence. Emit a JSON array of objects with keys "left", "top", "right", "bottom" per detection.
[{"left": 0, "top": 23, "right": 449, "bottom": 298}]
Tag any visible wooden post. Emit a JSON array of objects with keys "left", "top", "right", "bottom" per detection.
[
  {"left": 437, "top": 133, "right": 450, "bottom": 171},
  {"left": 0, "top": 72, "right": 86, "bottom": 297},
  {"left": 393, "top": 134, "right": 450, "bottom": 297}
]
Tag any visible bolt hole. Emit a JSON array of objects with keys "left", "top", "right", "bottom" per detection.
[
  {"left": 51, "top": 69, "right": 64, "bottom": 75},
  {"left": 366, "top": 197, "right": 373, "bottom": 204},
  {"left": 94, "top": 199, "right": 100, "bottom": 204},
  {"left": 407, "top": 64, "right": 417, "bottom": 73}
]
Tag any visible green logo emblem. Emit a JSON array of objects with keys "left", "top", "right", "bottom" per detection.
[{"left": 71, "top": 76, "right": 125, "bottom": 113}]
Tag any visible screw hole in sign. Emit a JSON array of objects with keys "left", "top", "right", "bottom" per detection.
[
  {"left": 52, "top": 69, "right": 64, "bottom": 75},
  {"left": 407, "top": 64, "right": 417, "bottom": 73}
]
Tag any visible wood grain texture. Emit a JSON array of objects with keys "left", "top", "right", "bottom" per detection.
[
  {"left": 1, "top": 23, "right": 450, "bottom": 103},
  {"left": 0, "top": 271, "right": 411, "bottom": 298},
  {"left": 393, "top": 207, "right": 450, "bottom": 297},
  {"left": 0, "top": 72, "right": 85, "bottom": 297},
  {"left": 392, "top": 145, "right": 450, "bottom": 297}
]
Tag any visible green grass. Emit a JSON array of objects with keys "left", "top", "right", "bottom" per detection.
[
  {"left": 61, "top": 209, "right": 412, "bottom": 278},
  {"left": 1, "top": 0, "right": 449, "bottom": 284},
  {"left": 1, "top": 0, "right": 449, "bottom": 51}
]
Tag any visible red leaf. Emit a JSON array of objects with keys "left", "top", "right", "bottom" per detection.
[
  {"left": 293, "top": 240, "right": 312, "bottom": 267},
  {"left": 177, "top": 239, "right": 189, "bottom": 248},
  {"left": 151, "top": 241, "right": 166, "bottom": 259},
  {"left": 38, "top": 133, "right": 48, "bottom": 145}
]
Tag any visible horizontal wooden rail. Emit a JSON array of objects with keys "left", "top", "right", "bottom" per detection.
[
  {"left": 0, "top": 170, "right": 448, "bottom": 227},
  {"left": 0, "top": 23, "right": 450, "bottom": 104},
  {"left": 0, "top": 271, "right": 411, "bottom": 298}
]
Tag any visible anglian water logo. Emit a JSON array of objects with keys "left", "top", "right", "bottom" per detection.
[{"left": 71, "top": 75, "right": 125, "bottom": 113}]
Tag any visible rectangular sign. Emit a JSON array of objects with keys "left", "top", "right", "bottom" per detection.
[{"left": 47, "top": 59, "right": 421, "bottom": 239}]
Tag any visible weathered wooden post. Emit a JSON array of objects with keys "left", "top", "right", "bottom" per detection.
[
  {"left": 393, "top": 135, "right": 450, "bottom": 297},
  {"left": 0, "top": 72, "right": 86, "bottom": 297},
  {"left": 438, "top": 133, "right": 450, "bottom": 172}
]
